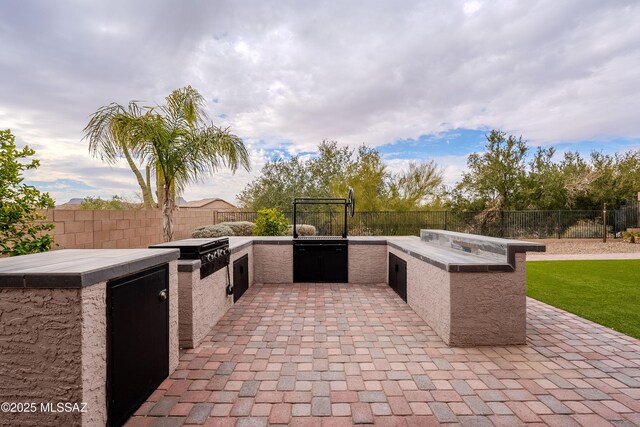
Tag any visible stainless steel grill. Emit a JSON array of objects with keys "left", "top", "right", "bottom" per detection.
[{"left": 149, "top": 238, "right": 230, "bottom": 279}]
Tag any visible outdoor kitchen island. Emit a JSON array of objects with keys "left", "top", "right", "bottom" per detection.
[
  {"left": 231, "top": 230, "right": 544, "bottom": 347},
  {"left": 0, "top": 248, "right": 180, "bottom": 427}
]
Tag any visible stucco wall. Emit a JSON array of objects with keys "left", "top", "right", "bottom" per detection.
[
  {"left": 194, "top": 269, "right": 233, "bottom": 344},
  {"left": 389, "top": 247, "right": 453, "bottom": 344},
  {"left": 253, "top": 244, "right": 292, "bottom": 284},
  {"left": 0, "top": 288, "right": 84, "bottom": 426},
  {"left": 348, "top": 244, "right": 387, "bottom": 283},
  {"left": 168, "top": 261, "right": 179, "bottom": 373},
  {"left": 39, "top": 208, "right": 219, "bottom": 250},
  {"left": 81, "top": 282, "right": 107, "bottom": 427},
  {"left": 177, "top": 268, "right": 197, "bottom": 347},
  {"left": 449, "top": 253, "right": 527, "bottom": 346},
  {"left": 391, "top": 247, "right": 528, "bottom": 346},
  {"left": 0, "top": 259, "right": 178, "bottom": 426}
]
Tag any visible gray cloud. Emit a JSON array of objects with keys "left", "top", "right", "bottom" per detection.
[{"left": 2, "top": 0, "right": 639, "bottom": 203}]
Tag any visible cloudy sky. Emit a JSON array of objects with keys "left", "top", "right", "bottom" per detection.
[{"left": 1, "top": 0, "right": 639, "bottom": 205}]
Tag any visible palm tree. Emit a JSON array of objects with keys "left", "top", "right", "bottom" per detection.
[
  {"left": 84, "top": 86, "right": 250, "bottom": 241},
  {"left": 84, "top": 101, "right": 156, "bottom": 208}
]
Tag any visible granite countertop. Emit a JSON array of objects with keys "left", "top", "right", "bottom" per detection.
[
  {"left": 387, "top": 236, "right": 539, "bottom": 272},
  {"left": 0, "top": 249, "right": 179, "bottom": 288}
]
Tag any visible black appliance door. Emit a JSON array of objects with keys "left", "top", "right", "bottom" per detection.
[
  {"left": 388, "top": 253, "right": 407, "bottom": 302},
  {"left": 107, "top": 264, "right": 169, "bottom": 427},
  {"left": 294, "top": 242, "right": 348, "bottom": 283},
  {"left": 233, "top": 254, "right": 249, "bottom": 302}
]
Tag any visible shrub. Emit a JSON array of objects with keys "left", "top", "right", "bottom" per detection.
[
  {"left": 191, "top": 224, "right": 234, "bottom": 238},
  {"left": 254, "top": 208, "right": 288, "bottom": 236},
  {"left": 561, "top": 220, "right": 613, "bottom": 239},
  {"left": 80, "top": 195, "right": 140, "bottom": 210},
  {"left": 218, "top": 221, "right": 256, "bottom": 236},
  {"left": 622, "top": 231, "right": 640, "bottom": 243},
  {"left": 0, "top": 129, "right": 55, "bottom": 256},
  {"left": 286, "top": 224, "right": 317, "bottom": 236}
]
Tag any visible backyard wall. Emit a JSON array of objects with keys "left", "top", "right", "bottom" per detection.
[{"left": 40, "top": 209, "right": 219, "bottom": 249}]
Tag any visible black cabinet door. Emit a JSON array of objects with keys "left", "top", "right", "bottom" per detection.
[
  {"left": 233, "top": 254, "right": 249, "bottom": 302},
  {"left": 388, "top": 253, "right": 407, "bottom": 302},
  {"left": 294, "top": 243, "right": 348, "bottom": 283},
  {"left": 107, "top": 264, "right": 169, "bottom": 427},
  {"left": 388, "top": 253, "right": 397, "bottom": 292}
]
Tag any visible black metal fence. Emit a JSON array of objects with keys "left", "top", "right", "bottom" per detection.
[{"left": 216, "top": 200, "right": 640, "bottom": 238}]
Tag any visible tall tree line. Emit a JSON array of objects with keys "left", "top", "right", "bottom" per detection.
[
  {"left": 449, "top": 130, "right": 640, "bottom": 211},
  {"left": 239, "top": 131, "right": 640, "bottom": 213},
  {"left": 238, "top": 140, "right": 443, "bottom": 212}
]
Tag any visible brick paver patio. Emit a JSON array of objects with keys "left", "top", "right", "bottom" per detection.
[{"left": 127, "top": 283, "right": 640, "bottom": 426}]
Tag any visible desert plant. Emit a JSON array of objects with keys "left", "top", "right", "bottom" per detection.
[
  {"left": 80, "top": 195, "right": 140, "bottom": 210},
  {"left": 561, "top": 219, "right": 612, "bottom": 239},
  {"left": 0, "top": 129, "right": 55, "bottom": 256},
  {"left": 191, "top": 224, "right": 234, "bottom": 238},
  {"left": 218, "top": 221, "right": 256, "bottom": 236},
  {"left": 254, "top": 208, "right": 288, "bottom": 236},
  {"left": 286, "top": 224, "right": 317, "bottom": 236},
  {"left": 622, "top": 230, "right": 640, "bottom": 243}
]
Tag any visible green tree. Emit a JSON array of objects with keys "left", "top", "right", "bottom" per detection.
[
  {"left": 330, "top": 145, "right": 388, "bottom": 211},
  {"left": 0, "top": 129, "right": 55, "bottom": 256},
  {"left": 453, "top": 130, "right": 528, "bottom": 211},
  {"left": 240, "top": 141, "right": 443, "bottom": 212},
  {"left": 523, "top": 147, "right": 567, "bottom": 210},
  {"left": 586, "top": 151, "right": 640, "bottom": 210},
  {"left": 238, "top": 140, "right": 354, "bottom": 211},
  {"left": 80, "top": 195, "right": 138, "bottom": 210},
  {"left": 237, "top": 155, "right": 309, "bottom": 212},
  {"left": 386, "top": 161, "right": 443, "bottom": 210},
  {"left": 558, "top": 151, "right": 593, "bottom": 209},
  {"left": 85, "top": 86, "right": 250, "bottom": 241},
  {"left": 84, "top": 101, "right": 156, "bottom": 208}
]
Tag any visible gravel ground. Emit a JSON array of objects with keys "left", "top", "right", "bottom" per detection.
[{"left": 526, "top": 238, "right": 640, "bottom": 254}]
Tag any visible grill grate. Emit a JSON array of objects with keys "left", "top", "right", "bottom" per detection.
[{"left": 294, "top": 236, "right": 346, "bottom": 240}]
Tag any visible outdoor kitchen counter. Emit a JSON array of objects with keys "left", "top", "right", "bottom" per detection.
[
  {"left": 386, "top": 235, "right": 545, "bottom": 272},
  {"left": 387, "top": 231, "right": 545, "bottom": 347},
  {"left": 0, "top": 248, "right": 179, "bottom": 288},
  {"left": 0, "top": 248, "right": 180, "bottom": 427}
]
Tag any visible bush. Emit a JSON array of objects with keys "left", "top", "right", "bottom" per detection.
[
  {"left": 561, "top": 220, "right": 613, "bottom": 239},
  {"left": 218, "top": 221, "right": 256, "bottom": 236},
  {"left": 80, "top": 195, "right": 140, "bottom": 210},
  {"left": 0, "top": 129, "right": 55, "bottom": 256},
  {"left": 622, "top": 231, "right": 640, "bottom": 243},
  {"left": 254, "top": 208, "right": 288, "bottom": 236},
  {"left": 286, "top": 224, "right": 317, "bottom": 236},
  {"left": 191, "top": 224, "right": 234, "bottom": 238}
]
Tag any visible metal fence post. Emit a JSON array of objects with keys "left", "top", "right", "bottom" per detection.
[{"left": 603, "top": 204, "right": 607, "bottom": 243}]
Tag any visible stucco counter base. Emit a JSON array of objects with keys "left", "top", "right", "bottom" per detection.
[
  {"left": 388, "top": 233, "right": 537, "bottom": 346},
  {"left": 0, "top": 249, "right": 180, "bottom": 427}
]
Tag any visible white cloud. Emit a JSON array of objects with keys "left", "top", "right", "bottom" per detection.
[
  {"left": 463, "top": 1, "right": 483, "bottom": 15},
  {"left": 1, "top": 0, "right": 639, "bottom": 204}
]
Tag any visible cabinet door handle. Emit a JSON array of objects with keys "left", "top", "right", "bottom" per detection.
[{"left": 158, "top": 289, "right": 168, "bottom": 302}]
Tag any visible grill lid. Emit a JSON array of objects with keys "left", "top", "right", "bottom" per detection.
[{"left": 149, "top": 238, "right": 229, "bottom": 259}]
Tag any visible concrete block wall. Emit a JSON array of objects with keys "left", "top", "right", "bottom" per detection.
[{"left": 39, "top": 209, "right": 219, "bottom": 249}]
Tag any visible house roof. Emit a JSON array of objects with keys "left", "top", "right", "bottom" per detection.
[{"left": 180, "top": 198, "right": 237, "bottom": 208}]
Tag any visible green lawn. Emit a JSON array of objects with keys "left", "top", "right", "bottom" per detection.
[{"left": 526, "top": 260, "right": 640, "bottom": 340}]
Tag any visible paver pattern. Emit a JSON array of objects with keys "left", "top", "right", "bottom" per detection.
[{"left": 127, "top": 283, "right": 640, "bottom": 426}]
